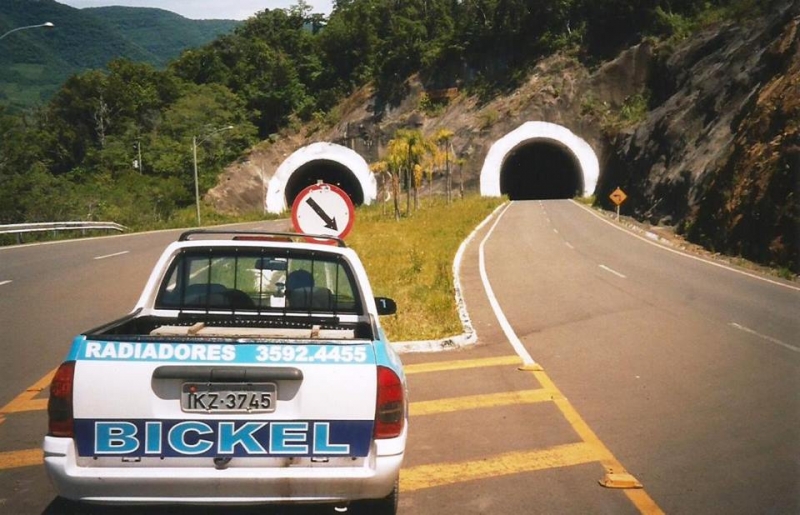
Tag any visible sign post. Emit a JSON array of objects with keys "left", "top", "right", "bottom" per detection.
[
  {"left": 291, "top": 182, "right": 355, "bottom": 243},
  {"left": 609, "top": 187, "right": 628, "bottom": 221}
]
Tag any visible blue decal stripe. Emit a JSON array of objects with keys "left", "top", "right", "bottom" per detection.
[
  {"left": 75, "top": 419, "right": 374, "bottom": 458},
  {"left": 65, "top": 336, "right": 87, "bottom": 361},
  {"left": 72, "top": 341, "right": 376, "bottom": 365}
]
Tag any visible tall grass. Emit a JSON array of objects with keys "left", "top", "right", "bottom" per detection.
[{"left": 347, "top": 195, "right": 504, "bottom": 341}]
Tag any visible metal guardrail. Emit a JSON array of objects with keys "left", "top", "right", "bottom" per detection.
[{"left": 0, "top": 221, "right": 128, "bottom": 243}]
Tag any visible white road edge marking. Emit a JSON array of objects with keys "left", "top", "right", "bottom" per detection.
[
  {"left": 553, "top": 228, "right": 559, "bottom": 234},
  {"left": 571, "top": 200, "right": 800, "bottom": 292},
  {"left": 478, "top": 203, "right": 538, "bottom": 367},
  {"left": 393, "top": 202, "right": 509, "bottom": 352},
  {"left": 729, "top": 323, "right": 799, "bottom": 353},
  {"left": 599, "top": 264, "right": 627, "bottom": 279},
  {"left": 0, "top": 280, "right": 12, "bottom": 286},
  {"left": 565, "top": 242, "right": 575, "bottom": 250},
  {"left": 94, "top": 251, "right": 129, "bottom": 260}
]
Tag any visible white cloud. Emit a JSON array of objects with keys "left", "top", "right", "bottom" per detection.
[{"left": 58, "top": 0, "right": 333, "bottom": 20}]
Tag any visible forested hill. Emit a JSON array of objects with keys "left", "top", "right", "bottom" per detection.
[
  {"left": 0, "top": 0, "right": 239, "bottom": 109},
  {"left": 85, "top": 7, "right": 239, "bottom": 68}
]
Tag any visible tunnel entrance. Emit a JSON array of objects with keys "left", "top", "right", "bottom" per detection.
[
  {"left": 499, "top": 141, "right": 583, "bottom": 200},
  {"left": 266, "top": 142, "right": 376, "bottom": 214},
  {"left": 480, "top": 122, "right": 599, "bottom": 200},
  {"left": 284, "top": 160, "right": 365, "bottom": 208}
]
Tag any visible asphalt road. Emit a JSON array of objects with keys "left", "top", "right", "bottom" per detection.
[
  {"left": 445, "top": 200, "right": 799, "bottom": 514},
  {"left": 1, "top": 201, "right": 798, "bottom": 514}
]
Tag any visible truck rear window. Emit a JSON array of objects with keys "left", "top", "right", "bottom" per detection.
[{"left": 155, "top": 249, "right": 362, "bottom": 315}]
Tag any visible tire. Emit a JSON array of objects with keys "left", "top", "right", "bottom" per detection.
[
  {"left": 350, "top": 480, "right": 398, "bottom": 515},
  {"left": 44, "top": 497, "right": 101, "bottom": 515}
]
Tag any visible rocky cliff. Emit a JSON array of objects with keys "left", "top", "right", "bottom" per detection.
[{"left": 602, "top": 0, "right": 799, "bottom": 273}]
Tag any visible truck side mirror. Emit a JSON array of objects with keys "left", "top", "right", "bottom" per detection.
[{"left": 375, "top": 297, "right": 397, "bottom": 316}]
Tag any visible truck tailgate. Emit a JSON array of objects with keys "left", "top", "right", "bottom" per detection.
[{"left": 67, "top": 337, "right": 377, "bottom": 464}]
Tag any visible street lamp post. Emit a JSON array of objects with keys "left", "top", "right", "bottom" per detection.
[
  {"left": 192, "top": 126, "right": 234, "bottom": 226},
  {"left": 0, "top": 22, "right": 54, "bottom": 41}
]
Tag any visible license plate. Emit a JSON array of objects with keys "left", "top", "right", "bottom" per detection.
[{"left": 181, "top": 382, "right": 277, "bottom": 413}]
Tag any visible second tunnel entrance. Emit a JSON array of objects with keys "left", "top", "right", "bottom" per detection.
[
  {"left": 480, "top": 122, "right": 599, "bottom": 201},
  {"left": 500, "top": 141, "right": 584, "bottom": 200}
]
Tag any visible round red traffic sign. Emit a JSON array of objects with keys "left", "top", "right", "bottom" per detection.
[{"left": 291, "top": 183, "right": 355, "bottom": 242}]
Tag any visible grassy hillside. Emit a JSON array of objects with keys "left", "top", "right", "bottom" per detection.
[{"left": 0, "top": 0, "right": 239, "bottom": 110}]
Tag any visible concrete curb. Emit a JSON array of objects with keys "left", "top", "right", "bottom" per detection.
[{"left": 391, "top": 202, "right": 508, "bottom": 354}]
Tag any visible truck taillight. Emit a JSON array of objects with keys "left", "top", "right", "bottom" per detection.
[
  {"left": 374, "top": 366, "right": 404, "bottom": 439},
  {"left": 48, "top": 361, "right": 75, "bottom": 438}
]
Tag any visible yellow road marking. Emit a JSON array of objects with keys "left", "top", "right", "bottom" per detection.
[
  {"left": 0, "top": 369, "right": 56, "bottom": 428},
  {"left": 401, "top": 442, "right": 599, "bottom": 492},
  {"left": 531, "top": 370, "right": 616, "bottom": 464},
  {"left": 404, "top": 354, "right": 664, "bottom": 513},
  {"left": 410, "top": 389, "right": 556, "bottom": 417},
  {"left": 626, "top": 489, "right": 668, "bottom": 514},
  {"left": 0, "top": 449, "right": 43, "bottom": 470},
  {"left": 530, "top": 369, "right": 665, "bottom": 514},
  {"left": 404, "top": 355, "right": 521, "bottom": 375},
  {"left": 8, "top": 398, "right": 49, "bottom": 413},
  {"left": 0, "top": 371, "right": 54, "bottom": 470}
]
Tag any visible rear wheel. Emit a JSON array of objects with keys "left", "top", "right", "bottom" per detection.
[
  {"left": 45, "top": 498, "right": 108, "bottom": 515},
  {"left": 349, "top": 480, "right": 398, "bottom": 515}
]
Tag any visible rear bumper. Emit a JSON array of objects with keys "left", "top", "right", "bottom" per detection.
[{"left": 44, "top": 436, "right": 403, "bottom": 504}]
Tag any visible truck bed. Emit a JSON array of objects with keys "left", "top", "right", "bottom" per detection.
[{"left": 86, "top": 311, "right": 374, "bottom": 342}]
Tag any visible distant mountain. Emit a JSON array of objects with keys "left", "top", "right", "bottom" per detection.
[
  {"left": 0, "top": 0, "right": 239, "bottom": 110},
  {"left": 85, "top": 6, "right": 239, "bottom": 68}
]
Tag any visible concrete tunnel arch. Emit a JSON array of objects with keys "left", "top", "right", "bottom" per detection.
[
  {"left": 266, "top": 142, "right": 377, "bottom": 214},
  {"left": 480, "top": 122, "right": 599, "bottom": 200}
]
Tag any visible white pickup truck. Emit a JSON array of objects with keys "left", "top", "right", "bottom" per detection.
[{"left": 44, "top": 230, "right": 407, "bottom": 514}]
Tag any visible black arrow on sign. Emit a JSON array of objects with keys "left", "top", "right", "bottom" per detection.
[{"left": 305, "top": 197, "right": 338, "bottom": 231}]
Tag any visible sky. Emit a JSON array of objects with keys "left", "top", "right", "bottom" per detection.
[{"left": 59, "top": 1, "right": 334, "bottom": 20}]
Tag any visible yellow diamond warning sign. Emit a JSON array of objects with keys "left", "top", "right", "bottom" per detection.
[{"left": 609, "top": 187, "right": 627, "bottom": 206}]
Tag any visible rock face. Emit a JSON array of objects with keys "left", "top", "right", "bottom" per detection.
[
  {"left": 685, "top": 13, "right": 799, "bottom": 272},
  {"left": 208, "top": 1, "right": 798, "bottom": 272},
  {"left": 601, "top": 1, "right": 799, "bottom": 272}
]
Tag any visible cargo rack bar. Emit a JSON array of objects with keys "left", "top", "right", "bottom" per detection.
[{"left": 178, "top": 230, "right": 347, "bottom": 247}]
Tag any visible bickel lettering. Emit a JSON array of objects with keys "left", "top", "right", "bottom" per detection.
[{"left": 76, "top": 420, "right": 371, "bottom": 458}]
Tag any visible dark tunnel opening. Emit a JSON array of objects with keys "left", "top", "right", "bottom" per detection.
[
  {"left": 500, "top": 140, "right": 583, "bottom": 200},
  {"left": 284, "top": 160, "right": 365, "bottom": 208}
]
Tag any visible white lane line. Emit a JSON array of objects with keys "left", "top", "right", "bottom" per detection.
[
  {"left": 599, "top": 265, "right": 627, "bottom": 279},
  {"left": 729, "top": 323, "right": 799, "bottom": 353},
  {"left": 565, "top": 242, "right": 575, "bottom": 250},
  {"left": 478, "top": 203, "right": 538, "bottom": 368},
  {"left": 94, "top": 251, "right": 129, "bottom": 260},
  {"left": 0, "top": 280, "right": 12, "bottom": 286},
  {"left": 553, "top": 228, "right": 559, "bottom": 234},
  {"left": 571, "top": 200, "right": 800, "bottom": 292}
]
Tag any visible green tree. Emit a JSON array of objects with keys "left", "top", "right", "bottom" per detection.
[
  {"left": 42, "top": 70, "right": 108, "bottom": 174},
  {"left": 373, "top": 3, "right": 428, "bottom": 105},
  {"left": 171, "top": 5, "right": 324, "bottom": 137},
  {"left": 381, "top": 139, "right": 406, "bottom": 222},
  {"left": 434, "top": 128, "right": 455, "bottom": 202},
  {"left": 103, "top": 59, "right": 184, "bottom": 131},
  {"left": 151, "top": 83, "right": 257, "bottom": 196},
  {"left": 317, "top": 0, "right": 382, "bottom": 100},
  {"left": 390, "top": 129, "right": 435, "bottom": 213}
]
